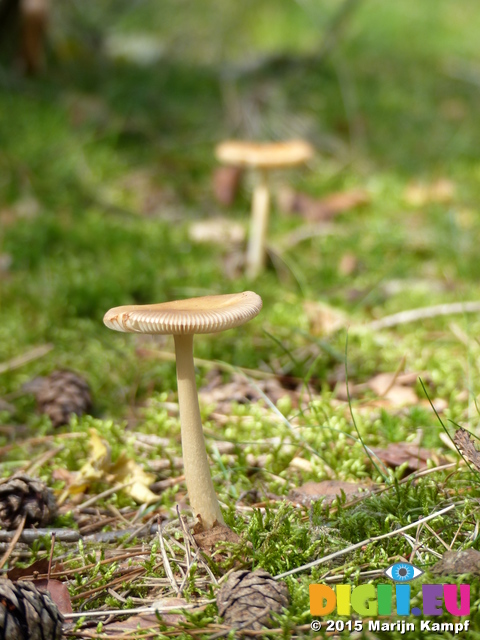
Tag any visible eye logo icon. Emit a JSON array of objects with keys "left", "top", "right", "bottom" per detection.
[{"left": 384, "top": 562, "right": 424, "bottom": 582}]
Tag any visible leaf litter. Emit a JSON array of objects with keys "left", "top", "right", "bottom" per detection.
[
  {"left": 58, "top": 429, "right": 159, "bottom": 506},
  {"left": 453, "top": 427, "right": 480, "bottom": 472}
]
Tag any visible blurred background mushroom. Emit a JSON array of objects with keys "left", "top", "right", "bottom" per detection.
[{"left": 215, "top": 139, "right": 314, "bottom": 278}]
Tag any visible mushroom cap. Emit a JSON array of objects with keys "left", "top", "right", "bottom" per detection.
[
  {"left": 215, "top": 139, "right": 314, "bottom": 169},
  {"left": 103, "top": 291, "right": 262, "bottom": 335}
]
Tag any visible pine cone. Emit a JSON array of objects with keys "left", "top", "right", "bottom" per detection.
[
  {"left": 0, "top": 475, "right": 57, "bottom": 530},
  {"left": 36, "top": 370, "right": 92, "bottom": 427},
  {"left": 0, "top": 579, "right": 63, "bottom": 639},
  {"left": 217, "top": 569, "right": 289, "bottom": 631}
]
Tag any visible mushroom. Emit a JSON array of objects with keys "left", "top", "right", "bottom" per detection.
[
  {"left": 215, "top": 139, "right": 314, "bottom": 279},
  {"left": 103, "top": 291, "right": 263, "bottom": 530}
]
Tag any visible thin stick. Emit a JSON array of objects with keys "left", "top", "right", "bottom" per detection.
[
  {"left": 177, "top": 507, "right": 192, "bottom": 569},
  {"left": 274, "top": 504, "right": 455, "bottom": 579},
  {"left": 177, "top": 512, "right": 218, "bottom": 586},
  {"left": 422, "top": 522, "right": 451, "bottom": 552},
  {"left": 24, "top": 446, "right": 64, "bottom": 476},
  {"left": 0, "top": 528, "right": 80, "bottom": 543},
  {"left": 0, "top": 344, "right": 53, "bottom": 375},
  {"left": 0, "top": 432, "right": 84, "bottom": 457},
  {"left": 48, "top": 532, "right": 56, "bottom": 578},
  {"left": 63, "top": 599, "right": 215, "bottom": 619},
  {"left": 157, "top": 520, "right": 180, "bottom": 596},
  {"left": 118, "top": 513, "right": 158, "bottom": 547},
  {"left": 73, "top": 482, "right": 134, "bottom": 512},
  {"left": 0, "top": 514, "right": 26, "bottom": 569},
  {"left": 365, "top": 301, "right": 480, "bottom": 331}
]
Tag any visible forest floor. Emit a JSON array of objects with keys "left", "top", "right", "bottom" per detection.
[{"left": 1, "top": 1, "right": 480, "bottom": 637}]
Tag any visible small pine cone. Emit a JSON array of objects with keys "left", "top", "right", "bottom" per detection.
[
  {"left": 0, "top": 579, "right": 63, "bottom": 640},
  {"left": 0, "top": 475, "right": 57, "bottom": 530},
  {"left": 36, "top": 370, "right": 92, "bottom": 427},
  {"left": 217, "top": 569, "right": 289, "bottom": 631}
]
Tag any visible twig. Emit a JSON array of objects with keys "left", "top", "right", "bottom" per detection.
[
  {"left": 0, "top": 528, "right": 80, "bottom": 543},
  {"left": 117, "top": 513, "right": 158, "bottom": 547},
  {"left": 73, "top": 482, "right": 134, "bottom": 512},
  {"left": 0, "top": 432, "right": 84, "bottom": 457},
  {"left": 177, "top": 510, "right": 218, "bottom": 586},
  {"left": 0, "top": 344, "right": 53, "bottom": 375},
  {"left": 423, "top": 522, "right": 451, "bottom": 552},
  {"left": 50, "top": 550, "right": 151, "bottom": 578},
  {"left": 364, "top": 301, "right": 480, "bottom": 331},
  {"left": 157, "top": 521, "right": 180, "bottom": 596},
  {"left": 63, "top": 599, "right": 215, "bottom": 619},
  {"left": 48, "top": 532, "right": 56, "bottom": 578},
  {"left": 0, "top": 514, "right": 26, "bottom": 569},
  {"left": 274, "top": 504, "right": 455, "bottom": 579},
  {"left": 70, "top": 567, "right": 145, "bottom": 602},
  {"left": 23, "top": 446, "right": 64, "bottom": 476},
  {"left": 177, "top": 507, "right": 192, "bottom": 569}
]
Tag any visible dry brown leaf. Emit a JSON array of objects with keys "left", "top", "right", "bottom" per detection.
[
  {"left": 199, "top": 372, "right": 291, "bottom": 412},
  {"left": 453, "top": 427, "right": 480, "bottom": 471},
  {"left": 193, "top": 520, "right": 242, "bottom": 552},
  {"left": 32, "top": 579, "right": 73, "bottom": 614},
  {"left": 381, "top": 385, "right": 418, "bottom": 406},
  {"left": 370, "top": 442, "right": 443, "bottom": 473},
  {"left": 212, "top": 166, "right": 243, "bottom": 206},
  {"left": 431, "top": 549, "right": 480, "bottom": 576},
  {"left": 278, "top": 187, "right": 369, "bottom": 222},
  {"left": 288, "top": 480, "right": 366, "bottom": 506},
  {"left": 7, "top": 557, "right": 50, "bottom": 581},
  {"left": 303, "top": 300, "right": 348, "bottom": 336},
  {"left": 335, "top": 371, "right": 420, "bottom": 407}
]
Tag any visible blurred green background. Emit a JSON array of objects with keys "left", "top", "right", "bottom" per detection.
[{"left": 1, "top": 0, "right": 480, "bottom": 419}]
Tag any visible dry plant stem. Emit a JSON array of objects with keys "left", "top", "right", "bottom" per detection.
[
  {"left": 274, "top": 504, "right": 455, "bottom": 579},
  {"left": 0, "top": 514, "right": 26, "bottom": 570},
  {"left": 366, "top": 300, "right": 480, "bottom": 331},
  {"left": 246, "top": 169, "right": 270, "bottom": 279},
  {"left": 0, "top": 343, "right": 53, "bottom": 375},
  {"left": 174, "top": 334, "right": 225, "bottom": 529},
  {"left": 64, "top": 600, "right": 215, "bottom": 620},
  {"left": 0, "top": 528, "right": 80, "bottom": 543}
]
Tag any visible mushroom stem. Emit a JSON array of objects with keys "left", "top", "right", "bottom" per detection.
[
  {"left": 246, "top": 169, "right": 270, "bottom": 279},
  {"left": 173, "top": 334, "right": 225, "bottom": 529}
]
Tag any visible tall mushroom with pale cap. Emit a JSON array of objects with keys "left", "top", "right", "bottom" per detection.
[
  {"left": 103, "top": 291, "right": 262, "bottom": 530},
  {"left": 215, "top": 139, "right": 314, "bottom": 279}
]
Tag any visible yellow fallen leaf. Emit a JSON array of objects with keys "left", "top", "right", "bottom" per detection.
[
  {"left": 60, "top": 429, "right": 159, "bottom": 505},
  {"left": 110, "top": 454, "right": 159, "bottom": 504}
]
